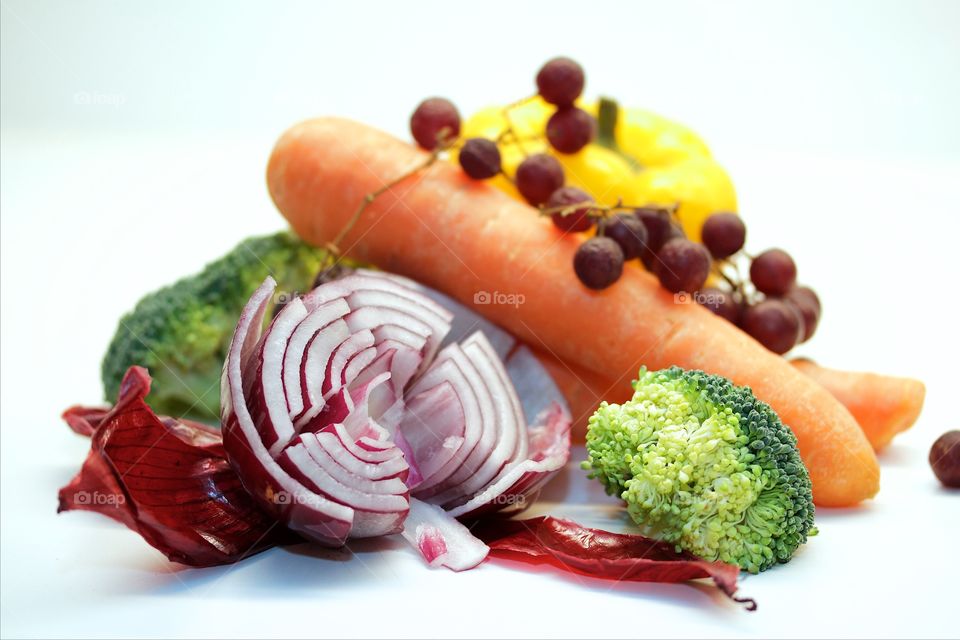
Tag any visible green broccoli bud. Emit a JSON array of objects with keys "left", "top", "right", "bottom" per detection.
[
  {"left": 100, "top": 232, "right": 332, "bottom": 422},
  {"left": 583, "top": 366, "right": 816, "bottom": 573}
]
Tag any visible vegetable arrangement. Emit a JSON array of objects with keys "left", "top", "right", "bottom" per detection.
[
  {"left": 59, "top": 54, "right": 941, "bottom": 613},
  {"left": 268, "top": 116, "right": 879, "bottom": 507}
]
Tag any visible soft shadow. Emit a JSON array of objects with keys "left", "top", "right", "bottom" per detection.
[
  {"left": 132, "top": 536, "right": 408, "bottom": 597},
  {"left": 811, "top": 502, "right": 875, "bottom": 521},
  {"left": 487, "top": 555, "right": 752, "bottom": 616},
  {"left": 876, "top": 443, "right": 915, "bottom": 468},
  {"left": 538, "top": 465, "right": 573, "bottom": 501}
]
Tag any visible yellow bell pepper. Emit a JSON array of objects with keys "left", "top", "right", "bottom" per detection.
[{"left": 455, "top": 97, "right": 737, "bottom": 242}]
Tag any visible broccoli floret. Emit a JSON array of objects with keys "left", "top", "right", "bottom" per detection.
[
  {"left": 583, "top": 366, "right": 816, "bottom": 573},
  {"left": 101, "top": 232, "right": 330, "bottom": 422}
]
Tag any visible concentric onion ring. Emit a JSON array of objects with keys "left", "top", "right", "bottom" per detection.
[{"left": 222, "top": 269, "right": 571, "bottom": 565}]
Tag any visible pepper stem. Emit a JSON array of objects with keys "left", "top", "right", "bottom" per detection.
[{"left": 594, "top": 96, "right": 642, "bottom": 172}]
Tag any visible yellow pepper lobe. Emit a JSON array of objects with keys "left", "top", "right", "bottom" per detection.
[{"left": 456, "top": 97, "right": 738, "bottom": 242}]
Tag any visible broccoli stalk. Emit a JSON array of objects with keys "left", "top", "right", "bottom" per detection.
[
  {"left": 583, "top": 366, "right": 816, "bottom": 573},
  {"left": 101, "top": 232, "right": 331, "bottom": 422}
]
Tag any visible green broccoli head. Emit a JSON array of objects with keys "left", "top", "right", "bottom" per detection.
[
  {"left": 583, "top": 366, "right": 816, "bottom": 573},
  {"left": 101, "top": 232, "right": 330, "bottom": 422}
]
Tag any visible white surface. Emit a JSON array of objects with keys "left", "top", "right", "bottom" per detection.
[{"left": 2, "top": 1, "right": 959, "bottom": 638}]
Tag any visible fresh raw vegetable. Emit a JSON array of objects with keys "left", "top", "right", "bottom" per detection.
[
  {"left": 791, "top": 359, "right": 926, "bottom": 451},
  {"left": 584, "top": 367, "right": 816, "bottom": 573},
  {"left": 101, "top": 232, "right": 329, "bottom": 422},
  {"left": 64, "top": 270, "right": 573, "bottom": 571},
  {"left": 929, "top": 431, "right": 960, "bottom": 488},
  {"left": 221, "top": 269, "right": 571, "bottom": 562},
  {"left": 534, "top": 349, "right": 927, "bottom": 452},
  {"left": 458, "top": 99, "right": 736, "bottom": 243},
  {"left": 474, "top": 516, "right": 755, "bottom": 610},
  {"left": 59, "top": 367, "right": 292, "bottom": 566},
  {"left": 267, "top": 115, "right": 879, "bottom": 507}
]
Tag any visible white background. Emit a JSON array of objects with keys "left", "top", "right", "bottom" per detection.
[{"left": 2, "top": 1, "right": 959, "bottom": 638}]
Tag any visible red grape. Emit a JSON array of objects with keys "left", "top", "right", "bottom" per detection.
[
  {"left": 546, "top": 186, "right": 594, "bottom": 232},
  {"left": 574, "top": 237, "right": 624, "bottom": 290},
  {"left": 750, "top": 248, "right": 797, "bottom": 296},
  {"left": 635, "top": 207, "right": 682, "bottom": 269},
  {"left": 740, "top": 299, "right": 801, "bottom": 354},
  {"left": 654, "top": 238, "right": 711, "bottom": 293},
  {"left": 784, "top": 286, "right": 821, "bottom": 342},
  {"left": 536, "top": 57, "right": 585, "bottom": 107},
  {"left": 701, "top": 212, "right": 746, "bottom": 259},
  {"left": 516, "top": 153, "right": 565, "bottom": 206},
  {"left": 410, "top": 98, "right": 460, "bottom": 150},
  {"left": 458, "top": 138, "right": 501, "bottom": 179},
  {"left": 929, "top": 431, "right": 960, "bottom": 488},
  {"left": 697, "top": 287, "right": 741, "bottom": 324},
  {"left": 546, "top": 106, "right": 595, "bottom": 154},
  {"left": 601, "top": 213, "right": 648, "bottom": 260}
]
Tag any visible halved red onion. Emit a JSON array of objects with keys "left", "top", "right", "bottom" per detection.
[
  {"left": 222, "top": 273, "right": 454, "bottom": 545},
  {"left": 222, "top": 269, "right": 570, "bottom": 568}
]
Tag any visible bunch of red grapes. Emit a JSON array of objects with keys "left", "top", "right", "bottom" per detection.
[{"left": 409, "top": 57, "right": 821, "bottom": 355}]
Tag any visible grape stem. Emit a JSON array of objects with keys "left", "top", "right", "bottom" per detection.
[
  {"left": 327, "top": 148, "right": 442, "bottom": 258},
  {"left": 501, "top": 94, "right": 537, "bottom": 157},
  {"left": 539, "top": 200, "right": 678, "bottom": 220}
]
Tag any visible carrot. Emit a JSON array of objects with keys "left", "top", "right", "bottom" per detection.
[
  {"left": 267, "top": 117, "right": 879, "bottom": 507},
  {"left": 532, "top": 347, "right": 631, "bottom": 435},
  {"left": 534, "top": 349, "right": 925, "bottom": 452},
  {"left": 791, "top": 358, "right": 925, "bottom": 451}
]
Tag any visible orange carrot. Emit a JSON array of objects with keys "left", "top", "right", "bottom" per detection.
[
  {"left": 534, "top": 349, "right": 925, "bottom": 452},
  {"left": 532, "top": 347, "right": 631, "bottom": 435},
  {"left": 267, "top": 117, "right": 879, "bottom": 507},
  {"left": 791, "top": 359, "right": 925, "bottom": 451}
]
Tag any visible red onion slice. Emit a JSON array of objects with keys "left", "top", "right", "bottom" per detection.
[
  {"left": 402, "top": 350, "right": 483, "bottom": 494},
  {"left": 446, "top": 403, "right": 570, "bottom": 518},
  {"left": 425, "top": 332, "right": 526, "bottom": 508},
  {"left": 223, "top": 279, "right": 355, "bottom": 545},
  {"left": 322, "top": 330, "right": 375, "bottom": 397},
  {"left": 283, "top": 298, "right": 351, "bottom": 419},
  {"left": 306, "top": 272, "right": 453, "bottom": 370},
  {"left": 401, "top": 499, "right": 488, "bottom": 571},
  {"left": 295, "top": 319, "right": 351, "bottom": 425},
  {"left": 399, "top": 381, "right": 466, "bottom": 483}
]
